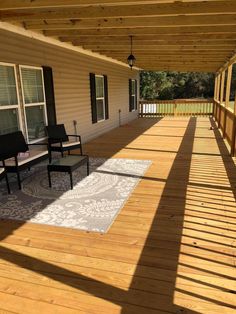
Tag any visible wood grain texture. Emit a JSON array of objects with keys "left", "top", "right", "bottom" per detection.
[
  {"left": 0, "top": 117, "right": 235, "bottom": 313},
  {"left": 1, "top": 0, "right": 236, "bottom": 71}
]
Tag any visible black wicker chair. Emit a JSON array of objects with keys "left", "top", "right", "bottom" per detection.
[
  {"left": 0, "top": 167, "right": 10, "bottom": 194},
  {"left": 46, "top": 124, "right": 83, "bottom": 163},
  {"left": 0, "top": 131, "right": 48, "bottom": 189}
]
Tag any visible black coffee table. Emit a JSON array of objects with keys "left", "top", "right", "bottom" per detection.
[{"left": 47, "top": 155, "right": 89, "bottom": 190}]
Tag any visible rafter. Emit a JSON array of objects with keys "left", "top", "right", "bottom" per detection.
[
  {"left": 1, "top": 0, "right": 236, "bottom": 72},
  {"left": 24, "top": 14, "right": 236, "bottom": 30},
  {"left": 1, "top": 1, "right": 236, "bottom": 21},
  {"left": 0, "top": 0, "right": 228, "bottom": 10},
  {"left": 43, "top": 25, "right": 236, "bottom": 36}
]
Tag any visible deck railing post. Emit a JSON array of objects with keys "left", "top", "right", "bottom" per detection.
[
  {"left": 174, "top": 100, "right": 177, "bottom": 116},
  {"left": 140, "top": 101, "right": 144, "bottom": 118},
  {"left": 231, "top": 116, "right": 236, "bottom": 156}
]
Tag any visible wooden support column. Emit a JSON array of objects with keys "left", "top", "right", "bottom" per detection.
[
  {"left": 220, "top": 71, "right": 225, "bottom": 105},
  {"left": 216, "top": 74, "right": 220, "bottom": 102},
  {"left": 225, "top": 65, "right": 232, "bottom": 108},
  {"left": 232, "top": 92, "right": 236, "bottom": 156},
  {"left": 222, "top": 66, "right": 231, "bottom": 137}
]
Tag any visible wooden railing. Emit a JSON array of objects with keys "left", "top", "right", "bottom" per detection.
[
  {"left": 139, "top": 99, "right": 213, "bottom": 117},
  {"left": 213, "top": 101, "right": 236, "bottom": 156}
]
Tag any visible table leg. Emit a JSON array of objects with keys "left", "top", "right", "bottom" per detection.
[
  {"left": 48, "top": 170, "right": 52, "bottom": 188},
  {"left": 69, "top": 171, "right": 73, "bottom": 190},
  {"left": 87, "top": 158, "right": 89, "bottom": 176}
]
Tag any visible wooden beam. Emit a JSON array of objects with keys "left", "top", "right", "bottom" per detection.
[
  {"left": 99, "top": 51, "right": 233, "bottom": 56},
  {"left": 24, "top": 14, "right": 236, "bottom": 30},
  {"left": 214, "top": 75, "right": 217, "bottom": 101},
  {"left": 58, "top": 34, "right": 236, "bottom": 42},
  {"left": 220, "top": 71, "right": 225, "bottom": 103},
  {"left": 130, "top": 63, "right": 223, "bottom": 68},
  {"left": 78, "top": 44, "right": 236, "bottom": 50},
  {"left": 216, "top": 74, "right": 221, "bottom": 101},
  {"left": 1, "top": 1, "right": 236, "bottom": 21},
  {"left": 139, "top": 66, "right": 216, "bottom": 72},
  {"left": 0, "top": 0, "right": 229, "bottom": 10},
  {"left": 59, "top": 37, "right": 236, "bottom": 46},
  {"left": 114, "top": 57, "right": 227, "bottom": 62},
  {"left": 44, "top": 25, "right": 236, "bottom": 37},
  {"left": 225, "top": 64, "right": 232, "bottom": 107}
]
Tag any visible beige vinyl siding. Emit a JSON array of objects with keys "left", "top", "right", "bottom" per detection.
[{"left": 0, "top": 29, "right": 139, "bottom": 142}]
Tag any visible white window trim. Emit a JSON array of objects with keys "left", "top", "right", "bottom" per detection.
[
  {"left": 19, "top": 64, "right": 48, "bottom": 143},
  {"left": 0, "top": 61, "right": 23, "bottom": 133},
  {"left": 95, "top": 74, "right": 106, "bottom": 122}
]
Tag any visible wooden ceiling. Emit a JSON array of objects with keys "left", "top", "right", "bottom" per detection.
[{"left": 1, "top": 0, "right": 236, "bottom": 72}]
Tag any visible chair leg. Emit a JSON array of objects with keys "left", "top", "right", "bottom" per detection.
[
  {"left": 48, "top": 171, "right": 52, "bottom": 188},
  {"left": 5, "top": 174, "right": 10, "bottom": 194},
  {"left": 80, "top": 145, "right": 83, "bottom": 155},
  {"left": 48, "top": 150, "right": 52, "bottom": 163},
  {"left": 16, "top": 168, "right": 21, "bottom": 190}
]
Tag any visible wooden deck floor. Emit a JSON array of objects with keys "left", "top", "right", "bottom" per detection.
[{"left": 0, "top": 117, "right": 235, "bottom": 314}]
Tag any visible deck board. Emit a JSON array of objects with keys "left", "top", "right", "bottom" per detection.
[{"left": 0, "top": 117, "right": 235, "bottom": 313}]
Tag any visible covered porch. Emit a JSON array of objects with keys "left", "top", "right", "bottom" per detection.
[
  {"left": 0, "top": 117, "right": 235, "bottom": 313},
  {"left": 0, "top": 1, "right": 236, "bottom": 313}
]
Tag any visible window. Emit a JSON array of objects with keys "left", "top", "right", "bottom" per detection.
[
  {"left": 90, "top": 73, "right": 109, "bottom": 124},
  {"left": 20, "top": 66, "right": 47, "bottom": 142},
  {"left": 95, "top": 75, "right": 105, "bottom": 122},
  {"left": 0, "top": 63, "right": 21, "bottom": 135},
  {"left": 129, "top": 79, "right": 137, "bottom": 112},
  {"left": 0, "top": 62, "right": 52, "bottom": 143}
]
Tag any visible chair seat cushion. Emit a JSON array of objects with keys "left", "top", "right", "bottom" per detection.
[
  {"left": 51, "top": 140, "right": 81, "bottom": 148},
  {"left": 4, "top": 148, "right": 48, "bottom": 167}
]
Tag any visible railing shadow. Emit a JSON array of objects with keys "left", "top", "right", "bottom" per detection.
[{"left": 0, "top": 116, "right": 235, "bottom": 312}]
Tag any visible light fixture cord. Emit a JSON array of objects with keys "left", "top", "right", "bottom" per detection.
[{"left": 131, "top": 35, "right": 133, "bottom": 54}]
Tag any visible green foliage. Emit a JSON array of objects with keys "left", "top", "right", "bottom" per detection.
[{"left": 140, "top": 71, "right": 215, "bottom": 100}]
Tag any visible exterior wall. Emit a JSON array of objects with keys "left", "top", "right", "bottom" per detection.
[{"left": 0, "top": 29, "right": 139, "bottom": 142}]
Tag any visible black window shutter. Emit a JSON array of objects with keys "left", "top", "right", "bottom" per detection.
[
  {"left": 135, "top": 79, "right": 138, "bottom": 110},
  {"left": 129, "top": 79, "right": 132, "bottom": 112},
  {"left": 89, "top": 73, "right": 97, "bottom": 124},
  {"left": 104, "top": 75, "right": 109, "bottom": 120},
  {"left": 42, "top": 66, "right": 57, "bottom": 125}
]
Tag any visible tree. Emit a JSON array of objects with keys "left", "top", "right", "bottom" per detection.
[{"left": 140, "top": 71, "right": 215, "bottom": 100}]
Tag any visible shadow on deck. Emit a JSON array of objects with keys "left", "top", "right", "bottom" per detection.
[{"left": 0, "top": 117, "right": 235, "bottom": 313}]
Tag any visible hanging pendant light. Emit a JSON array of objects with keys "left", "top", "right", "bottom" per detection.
[{"left": 127, "top": 35, "right": 136, "bottom": 69}]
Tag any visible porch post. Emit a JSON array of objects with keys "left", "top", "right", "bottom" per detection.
[{"left": 225, "top": 65, "right": 232, "bottom": 109}]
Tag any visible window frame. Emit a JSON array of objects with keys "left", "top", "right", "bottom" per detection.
[
  {"left": 95, "top": 74, "right": 106, "bottom": 123},
  {"left": 19, "top": 64, "right": 48, "bottom": 143},
  {"left": 0, "top": 61, "right": 23, "bottom": 135}
]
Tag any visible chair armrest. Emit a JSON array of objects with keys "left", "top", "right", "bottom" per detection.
[{"left": 67, "top": 135, "right": 81, "bottom": 141}]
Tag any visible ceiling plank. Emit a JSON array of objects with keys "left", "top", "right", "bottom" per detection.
[
  {"left": 77, "top": 44, "right": 236, "bottom": 50},
  {"left": 43, "top": 25, "right": 236, "bottom": 36},
  {"left": 0, "top": 0, "right": 227, "bottom": 10},
  {"left": 24, "top": 14, "right": 236, "bottom": 30},
  {"left": 57, "top": 34, "right": 236, "bottom": 41},
  {"left": 59, "top": 36, "right": 236, "bottom": 43},
  {"left": 66, "top": 39, "right": 236, "bottom": 46},
  {"left": 1, "top": 1, "right": 236, "bottom": 21}
]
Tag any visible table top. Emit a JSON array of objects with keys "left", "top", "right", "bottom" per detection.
[{"left": 49, "top": 155, "right": 88, "bottom": 167}]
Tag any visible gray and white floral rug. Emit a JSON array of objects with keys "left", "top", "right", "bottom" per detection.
[{"left": 0, "top": 158, "right": 151, "bottom": 233}]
